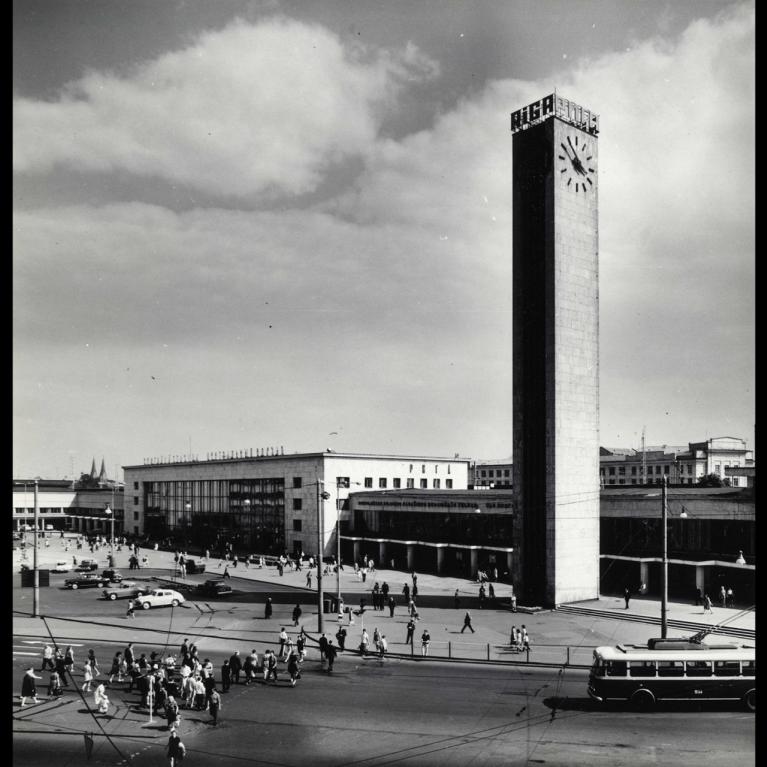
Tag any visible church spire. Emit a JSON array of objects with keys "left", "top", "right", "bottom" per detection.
[
  {"left": 98, "top": 458, "right": 108, "bottom": 483},
  {"left": 90, "top": 457, "right": 98, "bottom": 479}
]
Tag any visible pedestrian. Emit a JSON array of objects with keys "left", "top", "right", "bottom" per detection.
[
  {"left": 266, "top": 649, "right": 278, "bottom": 683},
  {"left": 306, "top": 570, "right": 313, "bottom": 588},
  {"left": 167, "top": 730, "right": 186, "bottom": 767},
  {"left": 703, "top": 594, "right": 713, "bottom": 614},
  {"left": 41, "top": 644, "right": 55, "bottom": 672},
  {"left": 624, "top": 587, "right": 631, "bottom": 609},
  {"left": 82, "top": 660, "right": 95, "bottom": 693},
  {"left": 726, "top": 587, "right": 734, "bottom": 608},
  {"left": 325, "top": 639, "right": 338, "bottom": 673},
  {"left": 87, "top": 648, "right": 100, "bottom": 676},
  {"left": 229, "top": 651, "right": 242, "bottom": 684},
  {"left": 292, "top": 604, "right": 302, "bottom": 627},
  {"left": 243, "top": 650, "right": 258, "bottom": 685},
  {"left": 454, "top": 589, "right": 460, "bottom": 609},
  {"left": 47, "top": 670, "right": 63, "bottom": 698},
  {"left": 220, "top": 659, "right": 231, "bottom": 692},
  {"left": 488, "top": 582, "right": 495, "bottom": 600},
  {"left": 108, "top": 652, "right": 123, "bottom": 683},
  {"left": 124, "top": 643, "right": 134, "bottom": 669},
  {"left": 405, "top": 618, "right": 416, "bottom": 645},
  {"left": 193, "top": 676, "right": 206, "bottom": 710},
  {"left": 522, "top": 625, "right": 531, "bottom": 651},
  {"left": 287, "top": 650, "right": 301, "bottom": 687},
  {"left": 479, "top": 584, "right": 486, "bottom": 608},
  {"left": 461, "top": 611, "right": 475, "bottom": 633},
  {"left": 94, "top": 682, "right": 110, "bottom": 715},
  {"left": 264, "top": 597, "right": 273, "bottom": 620},
  {"left": 126, "top": 600, "right": 136, "bottom": 619},
  {"left": 511, "top": 593, "right": 517, "bottom": 612},
  {"left": 54, "top": 648, "right": 67, "bottom": 684},
  {"left": 360, "top": 629, "right": 370, "bottom": 656},
  {"left": 378, "top": 635, "right": 388, "bottom": 661},
  {"left": 20, "top": 667, "right": 42, "bottom": 706},
  {"left": 412, "top": 583, "right": 418, "bottom": 600},
  {"left": 208, "top": 688, "right": 221, "bottom": 725},
  {"left": 719, "top": 585, "right": 727, "bottom": 608},
  {"left": 694, "top": 588, "right": 702, "bottom": 607},
  {"left": 382, "top": 581, "right": 389, "bottom": 600},
  {"left": 165, "top": 695, "right": 180, "bottom": 730},
  {"left": 278, "top": 627, "right": 289, "bottom": 659},
  {"left": 335, "top": 625, "right": 347, "bottom": 651},
  {"left": 223, "top": 565, "right": 230, "bottom": 580},
  {"left": 319, "top": 633, "right": 329, "bottom": 667},
  {"left": 421, "top": 629, "right": 431, "bottom": 656}
]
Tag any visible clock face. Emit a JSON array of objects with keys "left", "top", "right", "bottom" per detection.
[{"left": 558, "top": 133, "right": 596, "bottom": 193}]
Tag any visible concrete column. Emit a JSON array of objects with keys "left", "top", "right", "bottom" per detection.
[
  {"left": 406, "top": 543, "right": 415, "bottom": 572},
  {"left": 640, "top": 561, "right": 649, "bottom": 588},
  {"left": 378, "top": 540, "right": 387, "bottom": 565},
  {"left": 353, "top": 540, "right": 361, "bottom": 564},
  {"left": 506, "top": 550, "right": 514, "bottom": 579},
  {"left": 470, "top": 547, "right": 479, "bottom": 578},
  {"left": 436, "top": 545, "right": 446, "bottom": 574},
  {"left": 695, "top": 565, "right": 705, "bottom": 595}
]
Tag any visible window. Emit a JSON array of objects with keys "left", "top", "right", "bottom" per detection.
[
  {"left": 379, "top": 478, "right": 387, "bottom": 489},
  {"left": 664, "top": 465, "right": 670, "bottom": 475},
  {"left": 133, "top": 512, "right": 139, "bottom": 521},
  {"left": 393, "top": 478, "right": 401, "bottom": 489},
  {"left": 406, "top": 478, "right": 414, "bottom": 489},
  {"left": 605, "top": 661, "right": 627, "bottom": 677},
  {"left": 292, "top": 519, "right": 302, "bottom": 532},
  {"left": 657, "top": 660, "right": 684, "bottom": 677},
  {"left": 134, "top": 496, "right": 139, "bottom": 505},
  {"left": 608, "top": 467, "right": 615, "bottom": 475},
  {"left": 618, "top": 467, "right": 625, "bottom": 475},
  {"left": 631, "top": 467, "right": 637, "bottom": 475},
  {"left": 481, "top": 470, "right": 487, "bottom": 477},
  {"left": 133, "top": 481, "right": 139, "bottom": 490},
  {"left": 433, "top": 479, "right": 441, "bottom": 489},
  {"left": 293, "top": 498, "right": 302, "bottom": 511},
  {"left": 742, "top": 660, "right": 755, "bottom": 676},
  {"left": 685, "top": 660, "right": 712, "bottom": 677},
  {"left": 336, "top": 477, "right": 350, "bottom": 488},
  {"left": 504, "top": 470, "right": 510, "bottom": 477},
  {"left": 446, "top": 479, "right": 453, "bottom": 489},
  {"left": 714, "top": 660, "right": 740, "bottom": 676},
  {"left": 293, "top": 477, "right": 302, "bottom": 489},
  {"left": 629, "top": 661, "right": 656, "bottom": 677},
  {"left": 420, "top": 479, "right": 428, "bottom": 488},
  {"left": 134, "top": 526, "right": 139, "bottom": 534},
  {"left": 364, "top": 477, "right": 373, "bottom": 488}
]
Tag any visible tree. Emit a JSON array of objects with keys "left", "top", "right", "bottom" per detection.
[{"left": 697, "top": 473, "right": 724, "bottom": 488}]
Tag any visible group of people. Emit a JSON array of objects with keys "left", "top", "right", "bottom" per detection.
[{"left": 509, "top": 625, "right": 531, "bottom": 652}]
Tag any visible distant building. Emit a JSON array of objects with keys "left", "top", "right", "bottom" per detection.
[
  {"left": 469, "top": 460, "right": 513, "bottom": 489},
  {"left": 600, "top": 437, "right": 753, "bottom": 487}
]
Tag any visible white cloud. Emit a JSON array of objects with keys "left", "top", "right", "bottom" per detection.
[{"left": 13, "top": 17, "right": 438, "bottom": 198}]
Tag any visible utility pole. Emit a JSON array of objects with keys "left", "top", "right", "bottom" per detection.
[
  {"left": 33, "top": 478, "right": 40, "bottom": 618},
  {"left": 641, "top": 426, "right": 647, "bottom": 485},
  {"left": 661, "top": 474, "right": 668, "bottom": 638},
  {"left": 316, "top": 480, "right": 330, "bottom": 633}
]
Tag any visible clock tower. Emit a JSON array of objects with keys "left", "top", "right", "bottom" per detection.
[{"left": 510, "top": 94, "right": 600, "bottom": 607}]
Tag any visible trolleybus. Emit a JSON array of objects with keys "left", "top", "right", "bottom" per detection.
[{"left": 588, "top": 637, "right": 755, "bottom": 711}]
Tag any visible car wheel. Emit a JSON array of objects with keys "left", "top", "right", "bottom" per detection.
[
  {"left": 71, "top": 583, "right": 78, "bottom": 590},
  {"left": 171, "top": 599, "right": 179, "bottom": 607},
  {"left": 109, "top": 593, "right": 117, "bottom": 600},
  {"left": 142, "top": 601, "right": 151, "bottom": 610},
  {"left": 744, "top": 689, "right": 755, "bottom": 712}
]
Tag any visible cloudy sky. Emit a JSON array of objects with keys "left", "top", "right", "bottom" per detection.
[{"left": 13, "top": 0, "right": 754, "bottom": 479}]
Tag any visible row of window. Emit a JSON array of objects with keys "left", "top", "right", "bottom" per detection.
[
  {"left": 475, "top": 469, "right": 511, "bottom": 478},
  {"left": 362, "top": 478, "right": 453, "bottom": 489},
  {"left": 600, "top": 659, "right": 754, "bottom": 678}
]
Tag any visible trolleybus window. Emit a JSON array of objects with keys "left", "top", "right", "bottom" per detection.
[
  {"left": 742, "top": 660, "right": 756, "bottom": 675},
  {"left": 629, "top": 661, "right": 656, "bottom": 677},
  {"left": 685, "top": 660, "right": 713, "bottom": 677},
  {"left": 605, "top": 661, "right": 627, "bottom": 677},
  {"left": 714, "top": 660, "right": 741, "bottom": 676},
  {"left": 657, "top": 660, "right": 685, "bottom": 677}
]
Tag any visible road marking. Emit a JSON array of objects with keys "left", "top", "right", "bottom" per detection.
[{"left": 13, "top": 652, "right": 39, "bottom": 656}]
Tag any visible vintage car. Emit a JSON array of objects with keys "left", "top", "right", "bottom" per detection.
[
  {"left": 65, "top": 573, "right": 108, "bottom": 589},
  {"left": 51, "top": 560, "right": 73, "bottom": 573},
  {"left": 133, "top": 588, "right": 185, "bottom": 610},
  {"left": 100, "top": 569, "right": 124, "bottom": 583},
  {"left": 102, "top": 581, "right": 146, "bottom": 600},
  {"left": 194, "top": 579, "right": 233, "bottom": 597},
  {"left": 74, "top": 558, "right": 99, "bottom": 572}
]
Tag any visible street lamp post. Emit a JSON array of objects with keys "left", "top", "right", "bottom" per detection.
[
  {"left": 104, "top": 505, "right": 115, "bottom": 558},
  {"left": 316, "top": 481, "right": 329, "bottom": 633},
  {"left": 661, "top": 475, "right": 668, "bottom": 638}
]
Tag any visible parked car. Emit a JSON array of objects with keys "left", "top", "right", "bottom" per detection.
[
  {"left": 184, "top": 559, "right": 206, "bottom": 575},
  {"left": 133, "top": 589, "right": 185, "bottom": 610},
  {"left": 195, "top": 579, "right": 233, "bottom": 597},
  {"left": 65, "top": 573, "right": 108, "bottom": 589},
  {"left": 102, "top": 581, "right": 146, "bottom": 600},
  {"left": 74, "top": 559, "right": 99, "bottom": 572},
  {"left": 51, "top": 560, "right": 73, "bottom": 573},
  {"left": 100, "top": 569, "right": 123, "bottom": 583}
]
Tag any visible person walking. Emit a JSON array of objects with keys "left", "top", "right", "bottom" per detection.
[
  {"left": 719, "top": 585, "right": 727, "bottom": 608},
  {"left": 478, "top": 584, "right": 486, "bottom": 609},
  {"left": 296, "top": 632, "right": 307, "bottom": 662},
  {"left": 243, "top": 650, "right": 258, "bottom": 685},
  {"left": 461, "top": 611, "right": 475, "bottom": 633},
  {"left": 167, "top": 730, "right": 186, "bottom": 767},
  {"left": 82, "top": 660, "right": 95, "bottom": 693},
  {"left": 405, "top": 618, "right": 416, "bottom": 646},
  {"left": 47, "top": 670, "right": 63, "bottom": 698},
  {"left": 20, "top": 667, "right": 42, "bottom": 706},
  {"left": 94, "top": 682, "right": 110, "bottom": 715},
  {"left": 703, "top": 593, "right": 713, "bottom": 614},
  {"left": 325, "top": 639, "right": 338, "bottom": 673},
  {"left": 421, "top": 629, "right": 431, "bottom": 657},
  {"left": 454, "top": 589, "right": 460, "bottom": 609},
  {"left": 223, "top": 565, "right": 230, "bottom": 580},
  {"left": 318, "top": 634, "right": 329, "bottom": 668},
  {"left": 335, "top": 625, "right": 347, "bottom": 651},
  {"left": 360, "top": 628, "right": 370, "bottom": 656},
  {"left": 292, "top": 604, "right": 302, "bottom": 627},
  {"left": 208, "top": 688, "right": 221, "bottom": 725},
  {"left": 108, "top": 652, "right": 123, "bottom": 684},
  {"left": 229, "top": 651, "right": 242, "bottom": 685},
  {"left": 388, "top": 596, "right": 396, "bottom": 617},
  {"left": 278, "top": 628, "right": 289, "bottom": 660},
  {"left": 126, "top": 600, "right": 136, "bottom": 619},
  {"left": 165, "top": 695, "right": 180, "bottom": 730},
  {"left": 287, "top": 650, "right": 301, "bottom": 687},
  {"left": 624, "top": 587, "right": 631, "bottom": 609},
  {"left": 378, "top": 635, "right": 388, "bottom": 661},
  {"left": 521, "top": 626, "right": 531, "bottom": 651},
  {"left": 266, "top": 649, "right": 278, "bottom": 683},
  {"left": 306, "top": 570, "right": 313, "bottom": 588},
  {"left": 402, "top": 582, "right": 410, "bottom": 602},
  {"left": 124, "top": 643, "right": 134, "bottom": 669},
  {"left": 220, "top": 659, "right": 231, "bottom": 692},
  {"left": 264, "top": 597, "right": 273, "bottom": 620},
  {"left": 41, "top": 644, "right": 55, "bottom": 672}
]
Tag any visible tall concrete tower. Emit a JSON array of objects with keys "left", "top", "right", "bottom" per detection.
[{"left": 510, "top": 94, "right": 600, "bottom": 607}]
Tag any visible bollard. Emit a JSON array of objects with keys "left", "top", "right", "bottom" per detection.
[
  {"left": 526, "top": 647, "right": 530, "bottom": 663},
  {"left": 487, "top": 643, "right": 490, "bottom": 661},
  {"left": 567, "top": 646, "right": 570, "bottom": 665},
  {"left": 448, "top": 641, "right": 452, "bottom": 659},
  {"left": 411, "top": 641, "right": 414, "bottom": 658}
]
